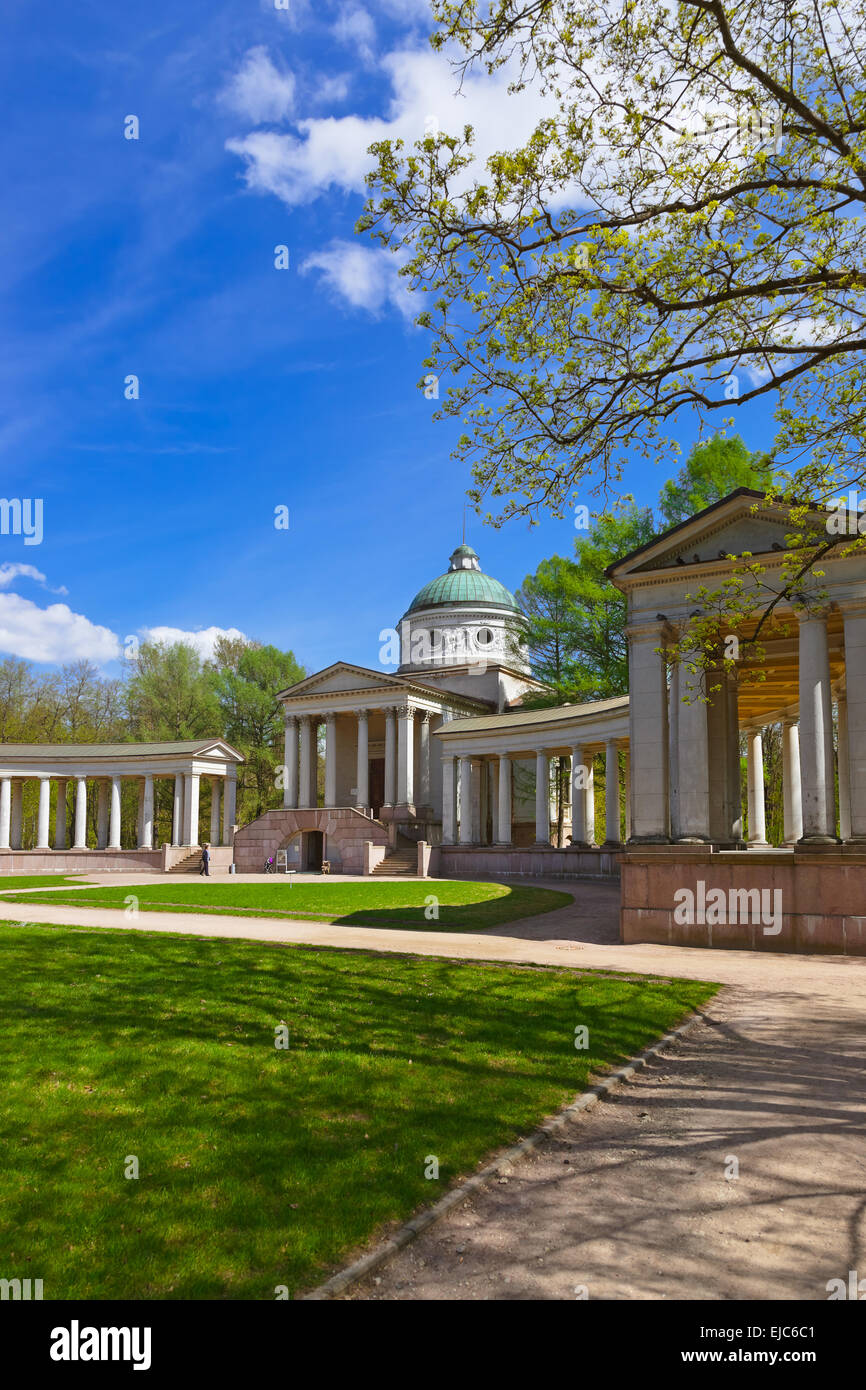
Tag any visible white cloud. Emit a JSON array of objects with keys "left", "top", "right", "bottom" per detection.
[
  {"left": 333, "top": 5, "right": 377, "bottom": 64},
  {"left": 0, "top": 593, "right": 120, "bottom": 664},
  {"left": 221, "top": 46, "right": 295, "bottom": 124},
  {"left": 140, "top": 625, "right": 250, "bottom": 660},
  {"left": 301, "top": 240, "right": 412, "bottom": 317},
  {"left": 0, "top": 562, "right": 69, "bottom": 596},
  {"left": 226, "top": 45, "right": 555, "bottom": 209}
]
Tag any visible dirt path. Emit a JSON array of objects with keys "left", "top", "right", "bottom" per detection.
[{"left": 344, "top": 974, "right": 866, "bottom": 1300}]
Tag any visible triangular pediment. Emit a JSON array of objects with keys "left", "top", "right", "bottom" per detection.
[
  {"left": 640, "top": 511, "right": 794, "bottom": 572},
  {"left": 278, "top": 662, "right": 414, "bottom": 699},
  {"left": 608, "top": 489, "right": 819, "bottom": 580}
]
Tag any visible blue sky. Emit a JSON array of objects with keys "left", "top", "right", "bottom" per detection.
[{"left": 0, "top": 0, "right": 776, "bottom": 676}]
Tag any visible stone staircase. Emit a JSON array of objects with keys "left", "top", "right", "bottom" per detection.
[
  {"left": 370, "top": 845, "right": 419, "bottom": 877},
  {"left": 169, "top": 849, "right": 203, "bottom": 873}
]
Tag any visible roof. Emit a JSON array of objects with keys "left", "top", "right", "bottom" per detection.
[
  {"left": 604, "top": 488, "right": 768, "bottom": 579},
  {"left": 436, "top": 694, "right": 629, "bottom": 735},
  {"left": 0, "top": 738, "right": 244, "bottom": 761},
  {"left": 405, "top": 568, "right": 521, "bottom": 614}
]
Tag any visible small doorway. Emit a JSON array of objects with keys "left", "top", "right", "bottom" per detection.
[
  {"left": 369, "top": 758, "right": 385, "bottom": 817},
  {"left": 302, "top": 830, "right": 324, "bottom": 870}
]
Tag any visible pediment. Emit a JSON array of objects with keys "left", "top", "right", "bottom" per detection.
[
  {"left": 640, "top": 512, "right": 794, "bottom": 572},
  {"left": 278, "top": 662, "right": 409, "bottom": 699},
  {"left": 608, "top": 491, "right": 809, "bottom": 581}
]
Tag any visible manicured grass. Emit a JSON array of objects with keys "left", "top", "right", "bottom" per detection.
[
  {"left": 0, "top": 922, "right": 717, "bottom": 1299},
  {"left": 0, "top": 875, "right": 92, "bottom": 890},
  {"left": 4, "top": 879, "right": 572, "bottom": 931}
]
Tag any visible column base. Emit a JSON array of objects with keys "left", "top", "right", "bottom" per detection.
[
  {"left": 602, "top": 839, "right": 623, "bottom": 849},
  {"left": 798, "top": 834, "right": 841, "bottom": 845},
  {"left": 626, "top": 835, "right": 671, "bottom": 845},
  {"left": 675, "top": 835, "right": 712, "bottom": 844}
]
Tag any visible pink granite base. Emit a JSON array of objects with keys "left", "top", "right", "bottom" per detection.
[{"left": 621, "top": 845, "right": 866, "bottom": 955}]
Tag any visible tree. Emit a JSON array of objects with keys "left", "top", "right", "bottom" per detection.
[
  {"left": 210, "top": 642, "right": 306, "bottom": 820},
  {"left": 124, "top": 642, "right": 220, "bottom": 742},
  {"left": 360, "top": 0, "right": 866, "bottom": 655},
  {"left": 658, "top": 435, "right": 776, "bottom": 530}
]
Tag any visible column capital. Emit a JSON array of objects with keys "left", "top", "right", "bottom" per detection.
[
  {"left": 284, "top": 712, "right": 298, "bottom": 728},
  {"left": 796, "top": 605, "right": 833, "bottom": 623},
  {"left": 354, "top": 707, "right": 369, "bottom": 722}
]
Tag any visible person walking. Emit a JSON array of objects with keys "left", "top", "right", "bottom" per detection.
[{"left": 199, "top": 842, "right": 210, "bottom": 877}]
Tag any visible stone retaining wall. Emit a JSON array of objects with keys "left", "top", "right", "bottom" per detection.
[
  {"left": 438, "top": 844, "right": 622, "bottom": 880},
  {"left": 622, "top": 845, "right": 866, "bottom": 954},
  {"left": 233, "top": 808, "right": 389, "bottom": 875}
]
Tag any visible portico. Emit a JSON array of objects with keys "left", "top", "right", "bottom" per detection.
[{"left": 608, "top": 488, "right": 866, "bottom": 952}]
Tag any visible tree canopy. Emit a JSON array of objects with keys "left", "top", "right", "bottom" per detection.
[{"left": 360, "top": 0, "right": 866, "bottom": 653}]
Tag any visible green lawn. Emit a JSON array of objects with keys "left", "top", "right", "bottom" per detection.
[
  {"left": 0, "top": 922, "right": 717, "bottom": 1299},
  {"left": 4, "top": 879, "right": 572, "bottom": 931},
  {"left": 0, "top": 875, "right": 93, "bottom": 890}
]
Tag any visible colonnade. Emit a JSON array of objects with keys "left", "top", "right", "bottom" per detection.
[
  {"left": 440, "top": 742, "right": 629, "bottom": 847},
  {"left": 628, "top": 605, "right": 866, "bottom": 844},
  {"left": 0, "top": 771, "right": 237, "bottom": 851}
]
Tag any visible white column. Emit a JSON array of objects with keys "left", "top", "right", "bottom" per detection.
[
  {"left": 384, "top": 708, "right": 397, "bottom": 806},
  {"left": 441, "top": 755, "right": 457, "bottom": 844},
  {"left": 676, "top": 661, "right": 711, "bottom": 841},
  {"left": 137, "top": 775, "right": 153, "bottom": 850},
  {"left": 325, "top": 713, "right": 338, "bottom": 808},
  {"left": 624, "top": 752, "right": 631, "bottom": 840},
  {"left": 108, "top": 775, "right": 122, "bottom": 849},
  {"left": 96, "top": 779, "right": 109, "bottom": 849},
  {"left": 535, "top": 750, "right": 550, "bottom": 844},
  {"left": 604, "top": 740, "right": 621, "bottom": 846},
  {"left": 458, "top": 755, "right": 473, "bottom": 844},
  {"left": 172, "top": 773, "right": 183, "bottom": 846},
  {"left": 54, "top": 778, "right": 69, "bottom": 850},
  {"left": 837, "top": 694, "right": 851, "bottom": 842},
  {"left": 418, "top": 713, "right": 431, "bottom": 808},
  {"left": 222, "top": 772, "right": 236, "bottom": 845},
  {"left": 309, "top": 720, "right": 320, "bottom": 806},
  {"left": 746, "top": 729, "right": 767, "bottom": 845},
  {"left": 397, "top": 707, "right": 414, "bottom": 806},
  {"left": 798, "top": 612, "right": 837, "bottom": 841},
  {"left": 210, "top": 779, "right": 221, "bottom": 845},
  {"left": 184, "top": 772, "right": 200, "bottom": 846},
  {"left": 298, "top": 716, "right": 313, "bottom": 809},
  {"left": 36, "top": 777, "right": 51, "bottom": 849},
  {"left": 570, "top": 748, "right": 586, "bottom": 845},
  {"left": 842, "top": 603, "right": 866, "bottom": 840},
  {"left": 626, "top": 623, "right": 670, "bottom": 840},
  {"left": 470, "top": 761, "right": 483, "bottom": 842},
  {"left": 11, "top": 780, "right": 23, "bottom": 849},
  {"left": 355, "top": 710, "right": 369, "bottom": 809},
  {"left": 584, "top": 752, "right": 596, "bottom": 846},
  {"left": 668, "top": 665, "right": 680, "bottom": 840},
  {"left": 0, "top": 777, "right": 11, "bottom": 849},
  {"left": 496, "top": 754, "right": 512, "bottom": 844},
  {"left": 74, "top": 776, "right": 88, "bottom": 849},
  {"left": 489, "top": 759, "right": 499, "bottom": 845},
  {"left": 781, "top": 721, "right": 802, "bottom": 844},
  {"left": 284, "top": 716, "right": 298, "bottom": 809}
]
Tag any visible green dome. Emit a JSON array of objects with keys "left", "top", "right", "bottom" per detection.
[{"left": 406, "top": 545, "right": 521, "bottom": 614}]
